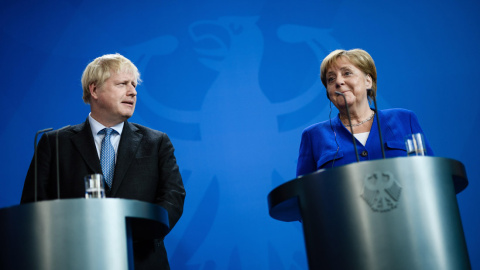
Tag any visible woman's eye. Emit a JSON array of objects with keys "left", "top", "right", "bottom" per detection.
[{"left": 327, "top": 77, "right": 335, "bottom": 83}]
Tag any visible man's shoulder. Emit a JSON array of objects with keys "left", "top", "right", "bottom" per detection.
[
  {"left": 127, "top": 122, "right": 166, "bottom": 137},
  {"left": 44, "top": 122, "right": 86, "bottom": 137}
]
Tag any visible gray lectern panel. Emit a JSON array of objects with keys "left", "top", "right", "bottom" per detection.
[
  {"left": 0, "top": 198, "right": 168, "bottom": 270},
  {"left": 268, "top": 157, "right": 470, "bottom": 270}
]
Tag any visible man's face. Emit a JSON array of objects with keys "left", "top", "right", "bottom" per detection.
[{"left": 90, "top": 70, "right": 137, "bottom": 126}]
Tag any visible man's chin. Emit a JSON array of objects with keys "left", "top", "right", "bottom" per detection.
[
  {"left": 119, "top": 112, "right": 134, "bottom": 122},
  {"left": 123, "top": 108, "right": 135, "bottom": 118}
]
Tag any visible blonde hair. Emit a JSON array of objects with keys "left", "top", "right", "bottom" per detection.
[
  {"left": 81, "top": 53, "right": 141, "bottom": 104},
  {"left": 320, "top": 49, "right": 377, "bottom": 99}
]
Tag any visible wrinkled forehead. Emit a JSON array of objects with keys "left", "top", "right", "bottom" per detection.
[
  {"left": 110, "top": 69, "right": 135, "bottom": 79},
  {"left": 109, "top": 65, "right": 140, "bottom": 82},
  {"left": 325, "top": 56, "right": 356, "bottom": 74}
]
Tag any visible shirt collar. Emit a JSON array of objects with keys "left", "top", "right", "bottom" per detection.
[{"left": 88, "top": 113, "right": 124, "bottom": 136}]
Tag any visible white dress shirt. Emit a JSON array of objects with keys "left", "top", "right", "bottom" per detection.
[{"left": 88, "top": 113, "right": 124, "bottom": 162}]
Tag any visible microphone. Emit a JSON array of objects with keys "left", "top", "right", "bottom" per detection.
[
  {"left": 34, "top": 128, "right": 53, "bottom": 202},
  {"left": 55, "top": 125, "right": 71, "bottom": 199},
  {"left": 368, "top": 89, "right": 385, "bottom": 159},
  {"left": 335, "top": 91, "right": 360, "bottom": 162}
]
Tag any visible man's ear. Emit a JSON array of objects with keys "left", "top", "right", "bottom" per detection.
[{"left": 89, "top": 83, "right": 98, "bottom": 100}]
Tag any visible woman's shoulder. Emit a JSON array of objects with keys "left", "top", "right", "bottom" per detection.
[
  {"left": 380, "top": 108, "right": 417, "bottom": 118},
  {"left": 302, "top": 118, "right": 336, "bottom": 134}
]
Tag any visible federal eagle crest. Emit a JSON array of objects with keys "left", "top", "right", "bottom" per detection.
[{"left": 361, "top": 171, "right": 402, "bottom": 212}]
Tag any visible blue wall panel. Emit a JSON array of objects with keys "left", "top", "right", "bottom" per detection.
[{"left": 1, "top": 0, "right": 479, "bottom": 268}]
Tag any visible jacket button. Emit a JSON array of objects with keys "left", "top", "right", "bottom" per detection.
[{"left": 361, "top": 150, "right": 368, "bottom": 157}]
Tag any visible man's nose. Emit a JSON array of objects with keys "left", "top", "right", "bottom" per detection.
[{"left": 127, "top": 84, "right": 137, "bottom": 96}]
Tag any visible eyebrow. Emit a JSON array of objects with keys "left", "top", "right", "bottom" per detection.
[
  {"left": 327, "top": 66, "right": 354, "bottom": 75},
  {"left": 115, "top": 78, "right": 134, "bottom": 84}
]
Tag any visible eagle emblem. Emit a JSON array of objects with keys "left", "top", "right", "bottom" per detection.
[{"left": 361, "top": 171, "right": 402, "bottom": 212}]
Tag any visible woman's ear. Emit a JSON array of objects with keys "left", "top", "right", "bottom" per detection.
[{"left": 365, "top": 74, "right": 373, "bottom": 89}]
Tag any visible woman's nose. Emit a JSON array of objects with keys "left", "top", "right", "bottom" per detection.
[{"left": 335, "top": 76, "right": 345, "bottom": 87}]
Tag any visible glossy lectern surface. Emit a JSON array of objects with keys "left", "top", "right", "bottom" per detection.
[
  {"left": 0, "top": 198, "right": 169, "bottom": 270},
  {"left": 268, "top": 157, "right": 470, "bottom": 270}
]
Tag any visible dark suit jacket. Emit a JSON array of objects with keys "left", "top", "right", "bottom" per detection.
[{"left": 21, "top": 119, "right": 186, "bottom": 269}]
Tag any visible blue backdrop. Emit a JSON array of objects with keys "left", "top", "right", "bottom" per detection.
[{"left": 1, "top": 0, "right": 479, "bottom": 269}]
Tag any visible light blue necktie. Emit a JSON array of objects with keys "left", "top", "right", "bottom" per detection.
[{"left": 99, "top": 128, "right": 116, "bottom": 188}]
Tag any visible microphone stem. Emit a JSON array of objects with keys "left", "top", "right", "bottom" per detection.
[
  {"left": 34, "top": 128, "right": 53, "bottom": 202},
  {"left": 56, "top": 130, "right": 60, "bottom": 199},
  {"left": 34, "top": 135, "right": 38, "bottom": 202},
  {"left": 371, "top": 94, "right": 386, "bottom": 159},
  {"left": 336, "top": 92, "right": 360, "bottom": 162},
  {"left": 56, "top": 125, "right": 71, "bottom": 199}
]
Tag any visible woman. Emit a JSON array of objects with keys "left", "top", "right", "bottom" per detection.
[{"left": 296, "top": 49, "right": 433, "bottom": 176}]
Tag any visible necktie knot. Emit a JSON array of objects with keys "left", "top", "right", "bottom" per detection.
[{"left": 99, "top": 128, "right": 116, "bottom": 136}]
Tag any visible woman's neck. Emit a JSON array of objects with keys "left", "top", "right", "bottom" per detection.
[
  {"left": 339, "top": 106, "right": 375, "bottom": 134},
  {"left": 339, "top": 104, "right": 372, "bottom": 124}
]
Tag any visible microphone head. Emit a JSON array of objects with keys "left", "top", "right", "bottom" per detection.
[
  {"left": 57, "top": 125, "right": 71, "bottom": 132},
  {"left": 36, "top": 128, "right": 53, "bottom": 136}
]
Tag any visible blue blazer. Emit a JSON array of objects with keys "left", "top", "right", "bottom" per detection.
[{"left": 296, "top": 108, "right": 434, "bottom": 176}]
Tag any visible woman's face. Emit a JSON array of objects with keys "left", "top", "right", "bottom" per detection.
[{"left": 325, "top": 57, "right": 372, "bottom": 110}]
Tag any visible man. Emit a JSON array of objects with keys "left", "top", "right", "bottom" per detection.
[{"left": 21, "top": 53, "right": 186, "bottom": 269}]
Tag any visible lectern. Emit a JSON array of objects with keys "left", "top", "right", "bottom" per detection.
[
  {"left": 0, "top": 198, "right": 169, "bottom": 270},
  {"left": 268, "top": 157, "right": 470, "bottom": 269}
]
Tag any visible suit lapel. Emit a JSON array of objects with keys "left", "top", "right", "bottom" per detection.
[
  {"left": 110, "top": 121, "right": 143, "bottom": 196},
  {"left": 71, "top": 120, "right": 103, "bottom": 174}
]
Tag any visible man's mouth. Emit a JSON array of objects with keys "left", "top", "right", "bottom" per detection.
[{"left": 122, "top": 100, "right": 135, "bottom": 106}]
